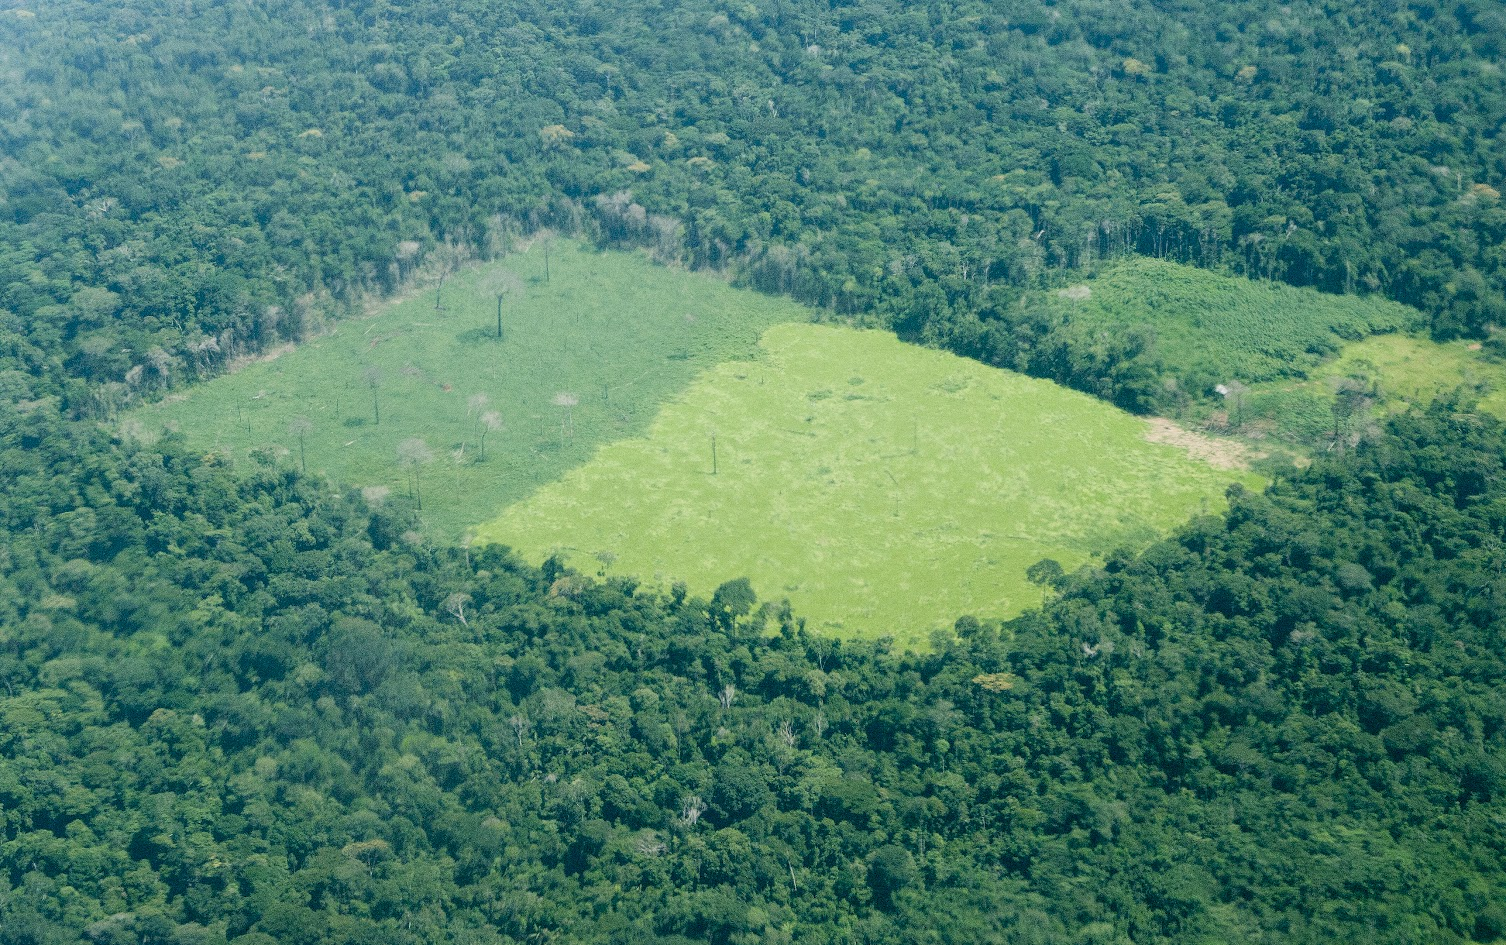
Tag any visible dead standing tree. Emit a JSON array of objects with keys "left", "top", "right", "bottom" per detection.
[
  {"left": 288, "top": 416, "right": 312, "bottom": 473},
  {"left": 467, "top": 393, "right": 490, "bottom": 449},
  {"left": 552, "top": 392, "right": 578, "bottom": 446},
  {"left": 397, "top": 437, "right": 434, "bottom": 509},
  {"left": 444, "top": 592, "right": 471, "bottom": 626},
  {"left": 420, "top": 244, "right": 464, "bottom": 312},
  {"left": 479, "top": 411, "right": 502, "bottom": 460},
  {"left": 364, "top": 366, "right": 383, "bottom": 425},
  {"left": 481, "top": 267, "right": 524, "bottom": 340}
]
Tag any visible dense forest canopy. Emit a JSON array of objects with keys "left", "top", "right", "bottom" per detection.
[
  {"left": 2, "top": 0, "right": 1505, "bottom": 411},
  {"left": 3, "top": 391, "right": 1505, "bottom": 944},
  {"left": 1, "top": 0, "right": 1505, "bottom": 942}
]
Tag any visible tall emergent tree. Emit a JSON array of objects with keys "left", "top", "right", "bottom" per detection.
[
  {"left": 397, "top": 437, "right": 434, "bottom": 509},
  {"left": 289, "top": 416, "right": 312, "bottom": 473}
]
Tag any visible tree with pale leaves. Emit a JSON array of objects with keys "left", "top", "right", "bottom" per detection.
[
  {"left": 479, "top": 411, "right": 502, "bottom": 460},
  {"left": 396, "top": 437, "right": 433, "bottom": 508}
]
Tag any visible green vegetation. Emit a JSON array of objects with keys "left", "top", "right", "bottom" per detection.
[
  {"left": 1040, "top": 258, "right": 1417, "bottom": 386},
  {"left": 1224, "top": 335, "right": 1506, "bottom": 444},
  {"left": 5, "top": 0, "right": 1506, "bottom": 417},
  {"left": 124, "top": 242, "right": 808, "bottom": 536},
  {"left": 950, "top": 258, "right": 1428, "bottom": 416},
  {"left": 4, "top": 401, "right": 1506, "bottom": 945},
  {"left": 4, "top": 0, "right": 1506, "bottom": 941},
  {"left": 480, "top": 324, "right": 1256, "bottom": 643},
  {"left": 1323, "top": 334, "right": 1506, "bottom": 417}
]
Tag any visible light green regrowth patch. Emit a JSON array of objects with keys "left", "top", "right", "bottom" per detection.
[
  {"left": 1046, "top": 258, "right": 1417, "bottom": 384},
  {"left": 123, "top": 242, "right": 809, "bottom": 536},
  {"left": 1318, "top": 334, "right": 1506, "bottom": 417},
  {"left": 478, "top": 324, "right": 1260, "bottom": 646},
  {"left": 1242, "top": 333, "right": 1506, "bottom": 441}
]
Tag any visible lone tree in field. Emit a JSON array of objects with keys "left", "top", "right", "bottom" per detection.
[
  {"left": 481, "top": 268, "right": 524, "bottom": 340},
  {"left": 421, "top": 244, "right": 464, "bottom": 312},
  {"left": 467, "top": 393, "right": 489, "bottom": 443},
  {"left": 552, "top": 392, "right": 579, "bottom": 446},
  {"left": 396, "top": 437, "right": 434, "bottom": 509},
  {"left": 364, "top": 366, "right": 383, "bottom": 425},
  {"left": 539, "top": 232, "right": 555, "bottom": 283},
  {"left": 479, "top": 410, "right": 502, "bottom": 460},
  {"left": 288, "top": 416, "right": 312, "bottom": 473}
]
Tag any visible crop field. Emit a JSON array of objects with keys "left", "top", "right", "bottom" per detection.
[
  {"left": 124, "top": 242, "right": 810, "bottom": 536},
  {"left": 1240, "top": 333, "right": 1506, "bottom": 441},
  {"left": 1046, "top": 258, "right": 1418, "bottom": 385},
  {"left": 477, "top": 324, "right": 1260, "bottom": 646}
]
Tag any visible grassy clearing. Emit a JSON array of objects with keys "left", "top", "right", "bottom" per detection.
[
  {"left": 1240, "top": 333, "right": 1506, "bottom": 441},
  {"left": 1320, "top": 334, "right": 1506, "bottom": 416},
  {"left": 1048, "top": 258, "right": 1418, "bottom": 384},
  {"left": 124, "top": 242, "right": 810, "bottom": 536},
  {"left": 477, "top": 324, "right": 1260, "bottom": 646}
]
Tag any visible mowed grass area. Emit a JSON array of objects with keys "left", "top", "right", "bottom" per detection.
[
  {"left": 1048, "top": 258, "right": 1418, "bottom": 385},
  {"left": 124, "top": 242, "right": 810, "bottom": 536},
  {"left": 477, "top": 324, "right": 1261, "bottom": 646},
  {"left": 1242, "top": 333, "right": 1506, "bottom": 441}
]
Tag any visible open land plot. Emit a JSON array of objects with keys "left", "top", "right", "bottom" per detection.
[
  {"left": 477, "top": 324, "right": 1262, "bottom": 647},
  {"left": 124, "top": 242, "right": 811, "bottom": 536},
  {"left": 1318, "top": 334, "right": 1506, "bottom": 417},
  {"left": 1241, "top": 333, "right": 1506, "bottom": 442}
]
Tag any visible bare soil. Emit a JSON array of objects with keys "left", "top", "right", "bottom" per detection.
[{"left": 1142, "top": 417, "right": 1257, "bottom": 470}]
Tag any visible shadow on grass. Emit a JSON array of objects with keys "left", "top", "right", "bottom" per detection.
[{"left": 456, "top": 327, "right": 505, "bottom": 344}]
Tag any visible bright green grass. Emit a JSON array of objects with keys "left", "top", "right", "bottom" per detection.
[
  {"left": 476, "top": 324, "right": 1261, "bottom": 646},
  {"left": 1242, "top": 333, "right": 1506, "bottom": 440},
  {"left": 124, "top": 242, "right": 810, "bottom": 536},
  {"left": 1319, "top": 334, "right": 1506, "bottom": 416},
  {"left": 1048, "top": 258, "right": 1418, "bottom": 385}
]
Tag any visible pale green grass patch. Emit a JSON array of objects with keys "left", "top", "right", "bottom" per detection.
[
  {"left": 1241, "top": 333, "right": 1506, "bottom": 442},
  {"left": 478, "top": 324, "right": 1261, "bottom": 646},
  {"left": 1319, "top": 334, "right": 1506, "bottom": 416},
  {"left": 124, "top": 242, "right": 810, "bottom": 536}
]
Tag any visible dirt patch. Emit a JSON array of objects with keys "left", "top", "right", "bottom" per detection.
[
  {"left": 1143, "top": 417, "right": 1256, "bottom": 470},
  {"left": 224, "top": 343, "right": 295, "bottom": 374}
]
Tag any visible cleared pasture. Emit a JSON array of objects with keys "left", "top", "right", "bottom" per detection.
[
  {"left": 478, "top": 324, "right": 1261, "bottom": 645},
  {"left": 1241, "top": 333, "right": 1506, "bottom": 442},
  {"left": 1047, "top": 258, "right": 1418, "bottom": 386},
  {"left": 123, "top": 241, "right": 810, "bottom": 536}
]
